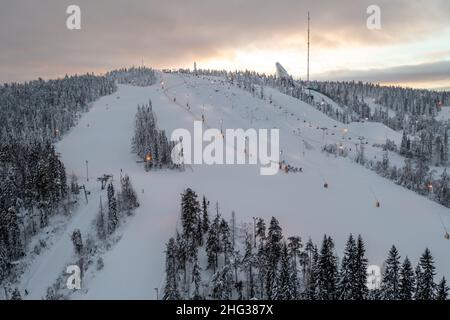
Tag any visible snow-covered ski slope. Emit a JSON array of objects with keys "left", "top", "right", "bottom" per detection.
[{"left": 20, "top": 72, "right": 450, "bottom": 299}]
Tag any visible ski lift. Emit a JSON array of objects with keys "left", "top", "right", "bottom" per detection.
[
  {"left": 375, "top": 201, "right": 380, "bottom": 208},
  {"left": 324, "top": 182, "right": 328, "bottom": 188}
]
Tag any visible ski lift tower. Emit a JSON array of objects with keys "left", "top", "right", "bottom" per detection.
[
  {"left": 306, "top": 11, "right": 311, "bottom": 99},
  {"left": 307, "top": 11, "right": 310, "bottom": 84}
]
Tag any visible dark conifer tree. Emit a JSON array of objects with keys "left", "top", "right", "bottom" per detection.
[
  {"left": 265, "top": 217, "right": 283, "bottom": 299},
  {"left": 381, "top": 245, "right": 401, "bottom": 300},
  {"left": 354, "top": 235, "right": 368, "bottom": 299},
  {"left": 399, "top": 256, "right": 415, "bottom": 300},
  {"left": 163, "top": 238, "right": 180, "bottom": 300},
  {"left": 317, "top": 235, "right": 338, "bottom": 300},
  {"left": 107, "top": 182, "right": 118, "bottom": 234},
  {"left": 436, "top": 277, "right": 449, "bottom": 300},
  {"left": 338, "top": 234, "right": 356, "bottom": 300},
  {"left": 415, "top": 248, "right": 436, "bottom": 300}
]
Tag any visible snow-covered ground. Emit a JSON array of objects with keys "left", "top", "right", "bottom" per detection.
[
  {"left": 365, "top": 97, "right": 397, "bottom": 118},
  {"left": 436, "top": 106, "right": 450, "bottom": 122},
  {"left": 17, "top": 72, "right": 450, "bottom": 299}
]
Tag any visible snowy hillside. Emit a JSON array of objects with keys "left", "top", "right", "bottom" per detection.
[{"left": 13, "top": 71, "right": 450, "bottom": 299}]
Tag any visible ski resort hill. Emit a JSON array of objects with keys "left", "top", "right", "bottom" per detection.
[{"left": 7, "top": 70, "right": 450, "bottom": 299}]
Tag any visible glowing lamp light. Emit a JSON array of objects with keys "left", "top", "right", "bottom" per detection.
[{"left": 146, "top": 154, "right": 152, "bottom": 161}]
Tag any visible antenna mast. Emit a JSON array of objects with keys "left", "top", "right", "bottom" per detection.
[{"left": 307, "top": 11, "right": 310, "bottom": 83}]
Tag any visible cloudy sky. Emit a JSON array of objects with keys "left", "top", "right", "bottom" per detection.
[{"left": 1, "top": 0, "right": 450, "bottom": 89}]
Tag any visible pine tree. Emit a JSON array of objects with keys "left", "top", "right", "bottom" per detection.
[
  {"left": 274, "top": 242, "right": 295, "bottom": 300},
  {"left": 306, "top": 242, "right": 319, "bottom": 300},
  {"left": 180, "top": 188, "right": 201, "bottom": 250},
  {"left": 317, "top": 235, "right": 338, "bottom": 300},
  {"left": 338, "top": 234, "right": 356, "bottom": 300},
  {"left": 71, "top": 229, "right": 83, "bottom": 255},
  {"left": 96, "top": 198, "right": 106, "bottom": 240},
  {"left": 241, "top": 231, "right": 256, "bottom": 299},
  {"left": 211, "top": 265, "right": 233, "bottom": 299},
  {"left": 119, "top": 174, "right": 139, "bottom": 214},
  {"left": 437, "top": 169, "right": 450, "bottom": 206},
  {"left": 400, "top": 131, "right": 410, "bottom": 156},
  {"left": 354, "top": 235, "right": 368, "bottom": 299},
  {"left": 201, "top": 196, "right": 210, "bottom": 234},
  {"left": 415, "top": 248, "right": 436, "bottom": 300},
  {"left": 11, "top": 287, "right": 22, "bottom": 300},
  {"left": 191, "top": 252, "right": 202, "bottom": 300},
  {"left": 381, "top": 245, "right": 401, "bottom": 300},
  {"left": 399, "top": 256, "right": 415, "bottom": 300},
  {"left": 220, "top": 218, "right": 233, "bottom": 265},
  {"left": 0, "top": 245, "right": 8, "bottom": 282},
  {"left": 436, "top": 277, "right": 449, "bottom": 300},
  {"left": 107, "top": 182, "right": 118, "bottom": 234},
  {"left": 206, "top": 213, "right": 221, "bottom": 272},
  {"left": 163, "top": 238, "right": 180, "bottom": 300},
  {"left": 265, "top": 217, "right": 283, "bottom": 299}
]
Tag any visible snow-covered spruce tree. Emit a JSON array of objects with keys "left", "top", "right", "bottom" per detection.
[
  {"left": 354, "top": 235, "right": 368, "bottom": 299},
  {"left": 211, "top": 264, "right": 234, "bottom": 300},
  {"left": 317, "top": 235, "right": 338, "bottom": 300},
  {"left": 399, "top": 256, "right": 415, "bottom": 300},
  {"left": 380, "top": 245, "right": 401, "bottom": 300},
  {"left": 175, "top": 231, "right": 188, "bottom": 287},
  {"left": 201, "top": 196, "right": 210, "bottom": 234},
  {"left": 436, "top": 169, "right": 450, "bottom": 207},
  {"left": 220, "top": 218, "right": 233, "bottom": 265},
  {"left": 415, "top": 248, "right": 436, "bottom": 300},
  {"left": 10, "top": 287, "right": 22, "bottom": 300},
  {"left": 71, "top": 229, "right": 83, "bottom": 255},
  {"left": 287, "top": 236, "right": 302, "bottom": 299},
  {"left": 338, "top": 234, "right": 356, "bottom": 300},
  {"left": 206, "top": 208, "right": 221, "bottom": 273},
  {"left": 107, "top": 182, "right": 119, "bottom": 235},
  {"left": 119, "top": 174, "right": 139, "bottom": 214},
  {"left": 265, "top": 217, "right": 283, "bottom": 300},
  {"left": 241, "top": 231, "right": 256, "bottom": 299},
  {"left": 131, "top": 101, "right": 175, "bottom": 171},
  {"left": 191, "top": 252, "right": 202, "bottom": 300},
  {"left": 180, "top": 188, "right": 201, "bottom": 251},
  {"left": 0, "top": 245, "right": 8, "bottom": 283},
  {"left": 163, "top": 238, "right": 180, "bottom": 300},
  {"left": 436, "top": 277, "right": 449, "bottom": 300},
  {"left": 274, "top": 242, "right": 296, "bottom": 300},
  {"left": 96, "top": 199, "right": 106, "bottom": 240},
  {"left": 306, "top": 241, "right": 320, "bottom": 300},
  {"left": 106, "top": 67, "right": 157, "bottom": 87}
]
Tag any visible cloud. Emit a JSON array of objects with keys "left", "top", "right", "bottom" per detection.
[
  {"left": 314, "top": 60, "right": 450, "bottom": 86},
  {"left": 1, "top": 0, "right": 450, "bottom": 83}
]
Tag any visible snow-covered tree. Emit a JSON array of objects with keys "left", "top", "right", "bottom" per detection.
[
  {"left": 399, "top": 256, "right": 415, "bottom": 300},
  {"left": 71, "top": 229, "right": 83, "bottom": 255},
  {"left": 415, "top": 248, "right": 436, "bottom": 300},
  {"left": 381, "top": 245, "right": 401, "bottom": 300},
  {"left": 163, "top": 238, "right": 180, "bottom": 300}
]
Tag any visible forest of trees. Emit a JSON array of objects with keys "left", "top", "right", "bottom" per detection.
[
  {"left": 0, "top": 73, "right": 117, "bottom": 285},
  {"left": 131, "top": 101, "right": 179, "bottom": 171},
  {"left": 163, "top": 188, "right": 448, "bottom": 300},
  {"left": 106, "top": 67, "right": 157, "bottom": 87},
  {"left": 0, "top": 68, "right": 151, "bottom": 287}
]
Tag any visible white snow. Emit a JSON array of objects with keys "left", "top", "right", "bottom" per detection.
[
  {"left": 436, "top": 106, "right": 450, "bottom": 122},
  {"left": 17, "top": 72, "right": 450, "bottom": 299}
]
